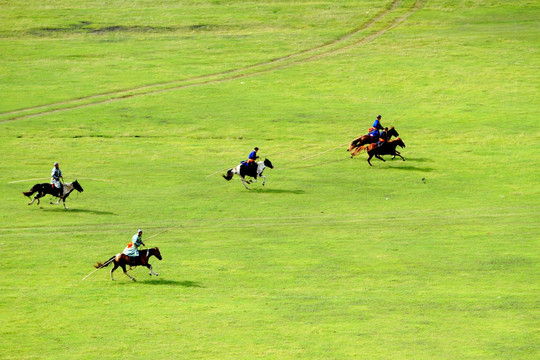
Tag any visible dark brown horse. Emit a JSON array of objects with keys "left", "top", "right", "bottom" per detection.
[
  {"left": 348, "top": 126, "right": 399, "bottom": 157},
  {"left": 358, "top": 137, "right": 406, "bottom": 166},
  {"left": 95, "top": 247, "right": 162, "bottom": 281}
]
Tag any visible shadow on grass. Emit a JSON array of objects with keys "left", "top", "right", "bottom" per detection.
[
  {"left": 138, "top": 279, "right": 203, "bottom": 287},
  {"left": 404, "top": 157, "right": 433, "bottom": 163},
  {"left": 41, "top": 207, "right": 115, "bottom": 215},
  {"left": 382, "top": 164, "right": 435, "bottom": 172},
  {"left": 250, "top": 188, "right": 305, "bottom": 194}
]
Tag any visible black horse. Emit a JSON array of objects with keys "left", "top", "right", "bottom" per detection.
[
  {"left": 23, "top": 180, "right": 84, "bottom": 209},
  {"left": 94, "top": 247, "right": 162, "bottom": 281},
  {"left": 358, "top": 138, "right": 406, "bottom": 166}
]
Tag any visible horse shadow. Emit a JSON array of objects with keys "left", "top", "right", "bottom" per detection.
[
  {"left": 42, "top": 208, "right": 115, "bottom": 215},
  {"left": 403, "top": 157, "right": 433, "bottom": 163},
  {"left": 138, "top": 279, "right": 203, "bottom": 287},
  {"left": 382, "top": 165, "right": 435, "bottom": 172},
  {"left": 251, "top": 188, "right": 305, "bottom": 194}
]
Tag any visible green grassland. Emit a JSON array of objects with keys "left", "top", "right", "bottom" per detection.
[{"left": 1, "top": 0, "right": 538, "bottom": 359}]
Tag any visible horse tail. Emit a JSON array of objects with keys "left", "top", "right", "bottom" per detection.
[
  {"left": 94, "top": 255, "right": 115, "bottom": 269},
  {"left": 23, "top": 185, "right": 38, "bottom": 197},
  {"left": 222, "top": 169, "right": 233, "bottom": 181}
]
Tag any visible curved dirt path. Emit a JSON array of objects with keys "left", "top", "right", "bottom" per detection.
[{"left": 0, "top": 0, "right": 422, "bottom": 123}]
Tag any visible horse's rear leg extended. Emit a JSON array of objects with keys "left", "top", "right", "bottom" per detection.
[
  {"left": 28, "top": 193, "right": 43, "bottom": 205},
  {"left": 240, "top": 177, "right": 250, "bottom": 190},
  {"left": 110, "top": 264, "right": 117, "bottom": 281},
  {"left": 367, "top": 154, "right": 374, "bottom": 166},
  {"left": 122, "top": 264, "right": 136, "bottom": 281}
]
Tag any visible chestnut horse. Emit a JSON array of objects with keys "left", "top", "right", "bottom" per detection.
[
  {"left": 358, "top": 137, "right": 406, "bottom": 166},
  {"left": 348, "top": 126, "right": 399, "bottom": 157},
  {"left": 94, "top": 247, "right": 162, "bottom": 281}
]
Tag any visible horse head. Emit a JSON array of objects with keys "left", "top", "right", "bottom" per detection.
[
  {"left": 395, "top": 138, "right": 406, "bottom": 148},
  {"left": 72, "top": 180, "right": 84, "bottom": 192},
  {"left": 263, "top": 158, "right": 274, "bottom": 169},
  {"left": 152, "top": 247, "right": 162, "bottom": 260},
  {"left": 388, "top": 126, "right": 399, "bottom": 138}
]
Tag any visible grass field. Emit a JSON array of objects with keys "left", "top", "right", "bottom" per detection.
[{"left": 1, "top": 0, "right": 539, "bottom": 359}]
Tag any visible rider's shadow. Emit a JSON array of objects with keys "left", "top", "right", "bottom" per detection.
[
  {"left": 43, "top": 207, "right": 115, "bottom": 215},
  {"left": 138, "top": 279, "right": 203, "bottom": 287},
  {"left": 251, "top": 188, "right": 306, "bottom": 194}
]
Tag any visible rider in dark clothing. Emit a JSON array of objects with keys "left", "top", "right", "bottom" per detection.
[{"left": 377, "top": 127, "right": 389, "bottom": 147}]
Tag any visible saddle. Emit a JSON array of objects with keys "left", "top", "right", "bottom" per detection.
[{"left": 241, "top": 161, "right": 258, "bottom": 175}]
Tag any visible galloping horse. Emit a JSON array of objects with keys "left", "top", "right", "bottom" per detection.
[
  {"left": 348, "top": 126, "right": 399, "bottom": 157},
  {"left": 23, "top": 180, "right": 84, "bottom": 209},
  {"left": 358, "top": 137, "right": 406, "bottom": 166},
  {"left": 222, "top": 158, "right": 274, "bottom": 190},
  {"left": 94, "top": 247, "right": 162, "bottom": 281}
]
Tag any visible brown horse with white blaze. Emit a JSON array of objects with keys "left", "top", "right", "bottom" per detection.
[{"left": 94, "top": 247, "right": 162, "bottom": 281}]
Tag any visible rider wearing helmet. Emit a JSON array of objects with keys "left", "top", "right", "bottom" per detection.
[
  {"left": 50, "top": 162, "right": 64, "bottom": 197},
  {"left": 123, "top": 229, "right": 145, "bottom": 258}
]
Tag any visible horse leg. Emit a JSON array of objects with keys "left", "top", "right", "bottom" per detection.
[
  {"left": 29, "top": 192, "right": 43, "bottom": 205},
  {"left": 367, "top": 153, "right": 374, "bottom": 166},
  {"left": 240, "top": 176, "right": 250, "bottom": 190},
  {"left": 122, "top": 264, "right": 136, "bottom": 281},
  {"left": 375, "top": 154, "right": 386, "bottom": 162},
  {"left": 395, "top": 153, "right": 405, "bottom": 161},
  {"left": 147, "top": 264, "right": 159, "bottom": 276},
  {"left": 261, "top": 175, "right": 266, "bottom": 186},
  {"left": 62, "top": 197, "right": 68, "bottom": 210},
  {"left": 110, "top": 263, "right": 118, "bottom": 281}
]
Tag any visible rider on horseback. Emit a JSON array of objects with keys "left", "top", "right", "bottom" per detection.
[
  {"left": 368, "top": 115, "right": 383, "bottom": 139},
  {"left": 123, "top": 229, "right": 145, "bottom": 261},
  {"left": 243, "top": 147, "right": 259, "bottom": 170},
  {"left": 377, "top": 127, "right": 389, "bottom": 147},
  {"left": 50, "top": 162, "right": 64, "bottom": 197}
]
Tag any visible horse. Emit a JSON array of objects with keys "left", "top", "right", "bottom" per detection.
[
  {"left": 222, "top": 158, "right": 274, "bottom": 190},
  {"left": 23, "top": 180, "right": 84, "bottom": 209},
  {"left": 348, "top": 126, "right": 399, "bottom": 157},
  {"left": 94, "top": 247, "right": 162, "bottom": 281},
  {"left": 358, "top": 137, "right": 406, "bottom": 166}
]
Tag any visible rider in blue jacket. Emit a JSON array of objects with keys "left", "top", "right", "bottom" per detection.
[
  {"left": 373, "top": 115, "right": 383, "bottom": 131},
  {"left": 244, "top": 147, "right": 259, "bottom": 169}
]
